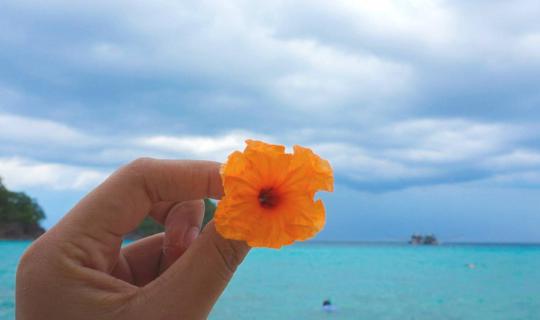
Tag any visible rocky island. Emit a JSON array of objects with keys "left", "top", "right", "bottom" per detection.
[{"left": 409, "top": 233, "right": 439, "bottom": 245}]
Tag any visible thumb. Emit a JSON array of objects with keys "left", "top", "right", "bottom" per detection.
[{"left": 140, "top": 221, "right": 250, "bottom": 319}]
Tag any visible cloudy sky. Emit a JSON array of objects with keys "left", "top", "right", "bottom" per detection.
[{"left": 1, "top": 0, "right": 539, "bottom": 242}]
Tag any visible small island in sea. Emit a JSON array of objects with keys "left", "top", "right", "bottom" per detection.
[{"left": 409, "top": 233, "right": 439, "bottom": 245}]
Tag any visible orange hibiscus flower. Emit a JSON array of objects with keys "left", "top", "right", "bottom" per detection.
[{"left": 214, "top": 140, "right": 334, "bottom": 248}]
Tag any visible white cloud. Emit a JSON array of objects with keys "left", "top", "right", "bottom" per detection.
[
  {"left": 516, "top": 33, "right": 540, "bottom": 62},
  {"left": 0, "top": 157, "right": 108, "bottom": 190},
  {"left": 271, "top": 39, "right": 413, "bottom": 109},
  {"left": 489, "top": 170, "right": 540, "bottom": 187},
  {"left": 382, "top": 119, "right": 515, "bottom": 163},
  {"left": 336, "top": 0, "right": 457, "bottom": 51},
  {"left": 487, "top": 149, "right": 540, "bottom": 168},
  {"left": 137, "top": 131, "right": 268, "bottom": 161},
  {"left": 315, "top": 142, "right": 436, "bottom": 181},
  {"left": 0, "top": 113, "right": 94, "bottom": 146}
]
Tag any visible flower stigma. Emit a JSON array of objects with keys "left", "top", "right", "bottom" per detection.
[{"left": 258, "top": 187, "right": 280, "bottom": 209}]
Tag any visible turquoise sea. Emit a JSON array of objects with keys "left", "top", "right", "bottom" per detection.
[{"left": 1, "top": 241, "right": 539, "bottom": 319}]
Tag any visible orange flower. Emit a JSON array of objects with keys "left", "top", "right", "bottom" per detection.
[{"left": 214, "top": 140, "right": 334, "bottom": 248}]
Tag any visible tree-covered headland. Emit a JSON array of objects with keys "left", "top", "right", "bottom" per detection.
[{"left": 0, "top": 178, "right": 46, "bottom": 239}]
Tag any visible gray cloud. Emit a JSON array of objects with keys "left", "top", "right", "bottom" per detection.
[
  {"left": 1, "top": 0, "right": 539, "bottom": 193},
  {"left": 1, "top": 112, "right": 539, "bottom": 193}
]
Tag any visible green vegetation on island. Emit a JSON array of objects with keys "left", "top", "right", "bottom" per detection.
[{"left": 0, "top": 178, "right": 46, "bottom": 239}]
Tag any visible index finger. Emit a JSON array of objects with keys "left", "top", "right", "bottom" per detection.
[{"left": 52, "top": 158, "right": 223, "bottom": 271}]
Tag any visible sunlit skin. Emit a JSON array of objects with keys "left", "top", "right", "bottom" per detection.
[
  {"left": 16, "top": 159, "right": 250, "bottom": 320},
  {"left": 215, "top": 140, "right": 334, "bottom": 249}
]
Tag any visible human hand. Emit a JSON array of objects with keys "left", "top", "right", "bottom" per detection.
[{"left": 16, "top": 158, "right": 250, "bottom": 320}]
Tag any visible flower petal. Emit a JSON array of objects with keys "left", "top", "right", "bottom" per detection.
[{"left": 292, "top": 145, "right": 334, "bottom": 193}]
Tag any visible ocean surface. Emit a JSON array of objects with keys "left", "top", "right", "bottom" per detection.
[{"left": 1, "top": 241, "right": 539, "bottom": 319}]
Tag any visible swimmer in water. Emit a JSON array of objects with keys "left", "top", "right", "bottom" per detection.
[{"left": 322, "top": 299, "right": 336, "bottom": 312}]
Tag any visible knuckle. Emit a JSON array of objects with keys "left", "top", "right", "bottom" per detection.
[
  {"left": 16, "top": 241, "right": 41, "bottom": 284},
  {"left": 126, "top": 157, "right": 155, "bottom": 173},
  {"left": 17, "top": 250, "right": 33, "bottom": 277},
  {"left": 18, "top": 242, "right": 38, "bottom": 271},
  {"left": 120, "top": 157, "right": 162, "bottom": 202},
  {"left": 178, "top": 199, "right": 204, "bottom": 212}
]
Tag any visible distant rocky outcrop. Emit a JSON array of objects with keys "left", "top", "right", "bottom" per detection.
[
  {"left": 409, "top": 233, "right": 439, "bottom": 245},
  {"left": 0, "top": 178, "right": 46, "bottom": 240}
]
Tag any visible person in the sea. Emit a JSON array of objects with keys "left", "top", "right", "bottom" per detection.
[
  {"left": 16, "top": 159, "right": 250, "bottom": 320},
  {"left": 322, "top": 299, "right": 336, "bottom": 312}
]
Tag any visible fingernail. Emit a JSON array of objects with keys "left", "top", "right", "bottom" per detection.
[{"left": 183, "top": 226, "right": 200, "bottom": 248}]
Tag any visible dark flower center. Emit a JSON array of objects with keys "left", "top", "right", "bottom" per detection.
[{"left": 258, "top": 187, "right": 280, "bottom": 208}]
